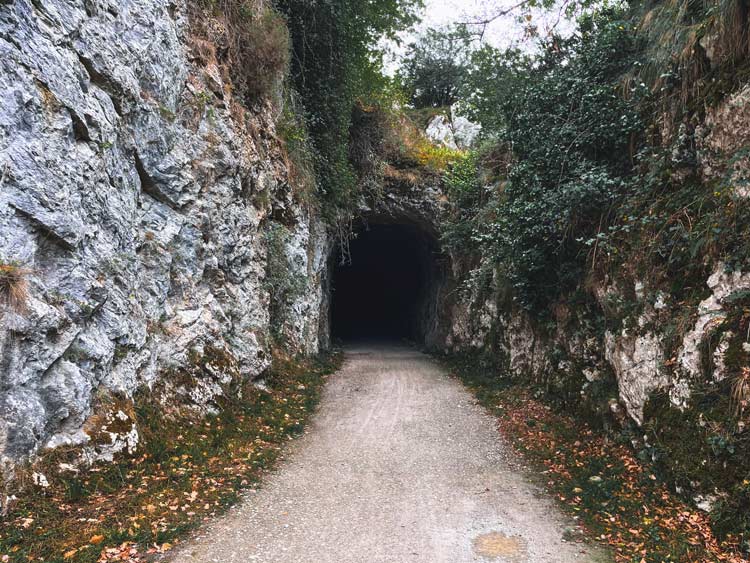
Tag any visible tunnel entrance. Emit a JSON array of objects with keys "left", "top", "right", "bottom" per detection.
[{"left": 331, "top": 222, "right": 442, "bottom": 344}]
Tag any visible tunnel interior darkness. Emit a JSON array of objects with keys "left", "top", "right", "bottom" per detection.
[{"left": 331, "top": 223, "right": 438, "bottom": 343}]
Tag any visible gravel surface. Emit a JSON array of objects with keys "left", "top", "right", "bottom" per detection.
[{"left": 167, "top": 345, "right": 610, "bottom": 563}]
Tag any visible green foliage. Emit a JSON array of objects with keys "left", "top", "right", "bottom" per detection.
[
  {"left": 441, "top": 152, "right": 485, "bottom": 256},
  {"left": 447, "top": 3, "right": 750, "bottom": 312},
  {"left": 278, "top": 90, "right": 317, "bottom": 199},
  {"left": 264, "top": 222, "right": 308, "bottom": 342},
  {"left": 447, "top": 9, "right": 642, "bottom": 311},
  {"left": 398, "top": 27, "right": 473, "bottom": 108},
  {"left": 277, "top": 0, "right": 423, "bottom": 214}
]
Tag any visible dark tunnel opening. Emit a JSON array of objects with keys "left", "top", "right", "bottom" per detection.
[{"left": 331, "top": 222, "right": 439, "bottom": 344}]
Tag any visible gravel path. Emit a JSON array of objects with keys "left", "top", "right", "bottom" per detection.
[{"left": 167, "top": 345, "right": 609, "bottom": 563}]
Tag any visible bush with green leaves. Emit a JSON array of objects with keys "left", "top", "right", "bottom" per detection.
[
  {"left": 447, "top": 9, "right": 642, "bottom": 311},
  {"left": 397, "top": 27, "right": 473, "bottom": 109}
]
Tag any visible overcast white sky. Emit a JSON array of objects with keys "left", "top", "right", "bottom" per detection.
[
  {"left": 419, "top": 0, "right": 529, "bottom": 46},
  {"left": 383, "top": 0, "right": 575, "bottom": 73}
]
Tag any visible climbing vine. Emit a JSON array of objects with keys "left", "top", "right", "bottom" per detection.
[{"left": 277, "top": 0, "right": 423, "bottom": 215}]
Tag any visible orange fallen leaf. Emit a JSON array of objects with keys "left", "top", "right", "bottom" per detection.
[{"left": 90, "top": 535, "right": 105, "bottom": 545}]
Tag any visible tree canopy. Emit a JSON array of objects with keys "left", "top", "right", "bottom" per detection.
[{"left": 398, "top": 27, "right": 473, "bottom": 108}]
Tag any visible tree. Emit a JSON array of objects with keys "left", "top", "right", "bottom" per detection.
[{"left": 398, "top": 27, "right": 472, "bottom": 109}]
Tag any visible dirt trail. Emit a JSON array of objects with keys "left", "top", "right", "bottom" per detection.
[{"left": 168, "top": 345, "right": 609, "bottom": 563}]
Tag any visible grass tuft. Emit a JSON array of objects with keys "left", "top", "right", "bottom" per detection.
[{"left": 0, "top": 261, "right": 31, "bottom": 313}]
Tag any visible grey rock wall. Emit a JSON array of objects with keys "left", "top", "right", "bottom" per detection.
[
  {"left": 447, "top": 259, "right": 750, "bottom": 426},
  {"left": 0, "top": 0, "right": 328, "bottom": 468}
]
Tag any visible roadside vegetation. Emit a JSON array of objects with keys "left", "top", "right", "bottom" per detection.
[
  {"left": 449, "top": 354, "right": 748, "bottom": 562},
  {"left": 419, "top": 1, "right": 750, "bottom": 554},
  {"left": 0, "top": 353, "right": 340, "bottom": 563}
]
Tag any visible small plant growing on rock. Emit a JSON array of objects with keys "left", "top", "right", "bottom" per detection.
[
  {"left": 731, "top": 366, "right": 750, "bottom": 418},
  {"left": 0, "top": 261, "right": 31, "bottom": 313},
  {"left": 189, "top": 0, "right": 290, "bottom": 105}
]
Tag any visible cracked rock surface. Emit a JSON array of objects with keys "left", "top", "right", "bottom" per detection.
[{"left": 0, "top": 0, "right": 328, "bottom": 464}]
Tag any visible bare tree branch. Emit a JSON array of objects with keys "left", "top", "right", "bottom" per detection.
[{"left": 458, "top": 0, "right": 534, "bottom": 40}]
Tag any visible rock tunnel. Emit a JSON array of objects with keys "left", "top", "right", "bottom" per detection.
[{"left": 329, "top": 219, "right": 451, "bottom": 348}]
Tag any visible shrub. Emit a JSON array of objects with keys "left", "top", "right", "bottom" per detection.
[
  {"left": 411, "top": 138, "right": 463, "bottom": 170},
  {"left": 453, "top": 8, "right": 642, "bottom": 311},
  {"left": 0, "top": 261, "right": 30, "bottom": 313}
]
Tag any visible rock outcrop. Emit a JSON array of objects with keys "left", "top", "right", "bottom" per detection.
[
  {"left": 0, "top": 0, "right": 328, "bottom": 467},
  {"left": 424, "top": 109, "right": 480, "bottom": 151}
]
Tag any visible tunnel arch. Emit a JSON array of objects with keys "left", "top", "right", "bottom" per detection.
[{"left": 329, "top": 216, "right": 452, "bottom": 348}]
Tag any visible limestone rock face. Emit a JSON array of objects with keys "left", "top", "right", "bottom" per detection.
[
  {"left": 0, "top": 0, "right": 328, "bottom": 465},
  {"left": 446, "top": 258, "right": 750, "bottom": 426},
  {"left": 696, "top": 84, "right": 750, "bottom": 196},
  {"left": 425, "top": 115, "right": 458, "bottom": 150},
  {"left": 424, "top": 109, "right": 480, "bottom": 151},
  {"left": 604, "top": 328, "right": 667, "bottom": 425},
  {"left": 672, "top": 264, "right": 750, "bottom": 403},
  {"left": 451, "top": 114, "right": 481, "bottom": 150}
]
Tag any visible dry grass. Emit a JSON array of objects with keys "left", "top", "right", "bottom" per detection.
[
  {"left": 634, "top": 0, "right": 750, "bottom": 105},
  {"left": 0, "top": 262, "right": 31, "bottom": 313},
  {"left": 731, "top": 366, "right": 750, "bottom": 417},
  {"left": 189, "top": 0, "right": 290, "bottom": 106}
]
